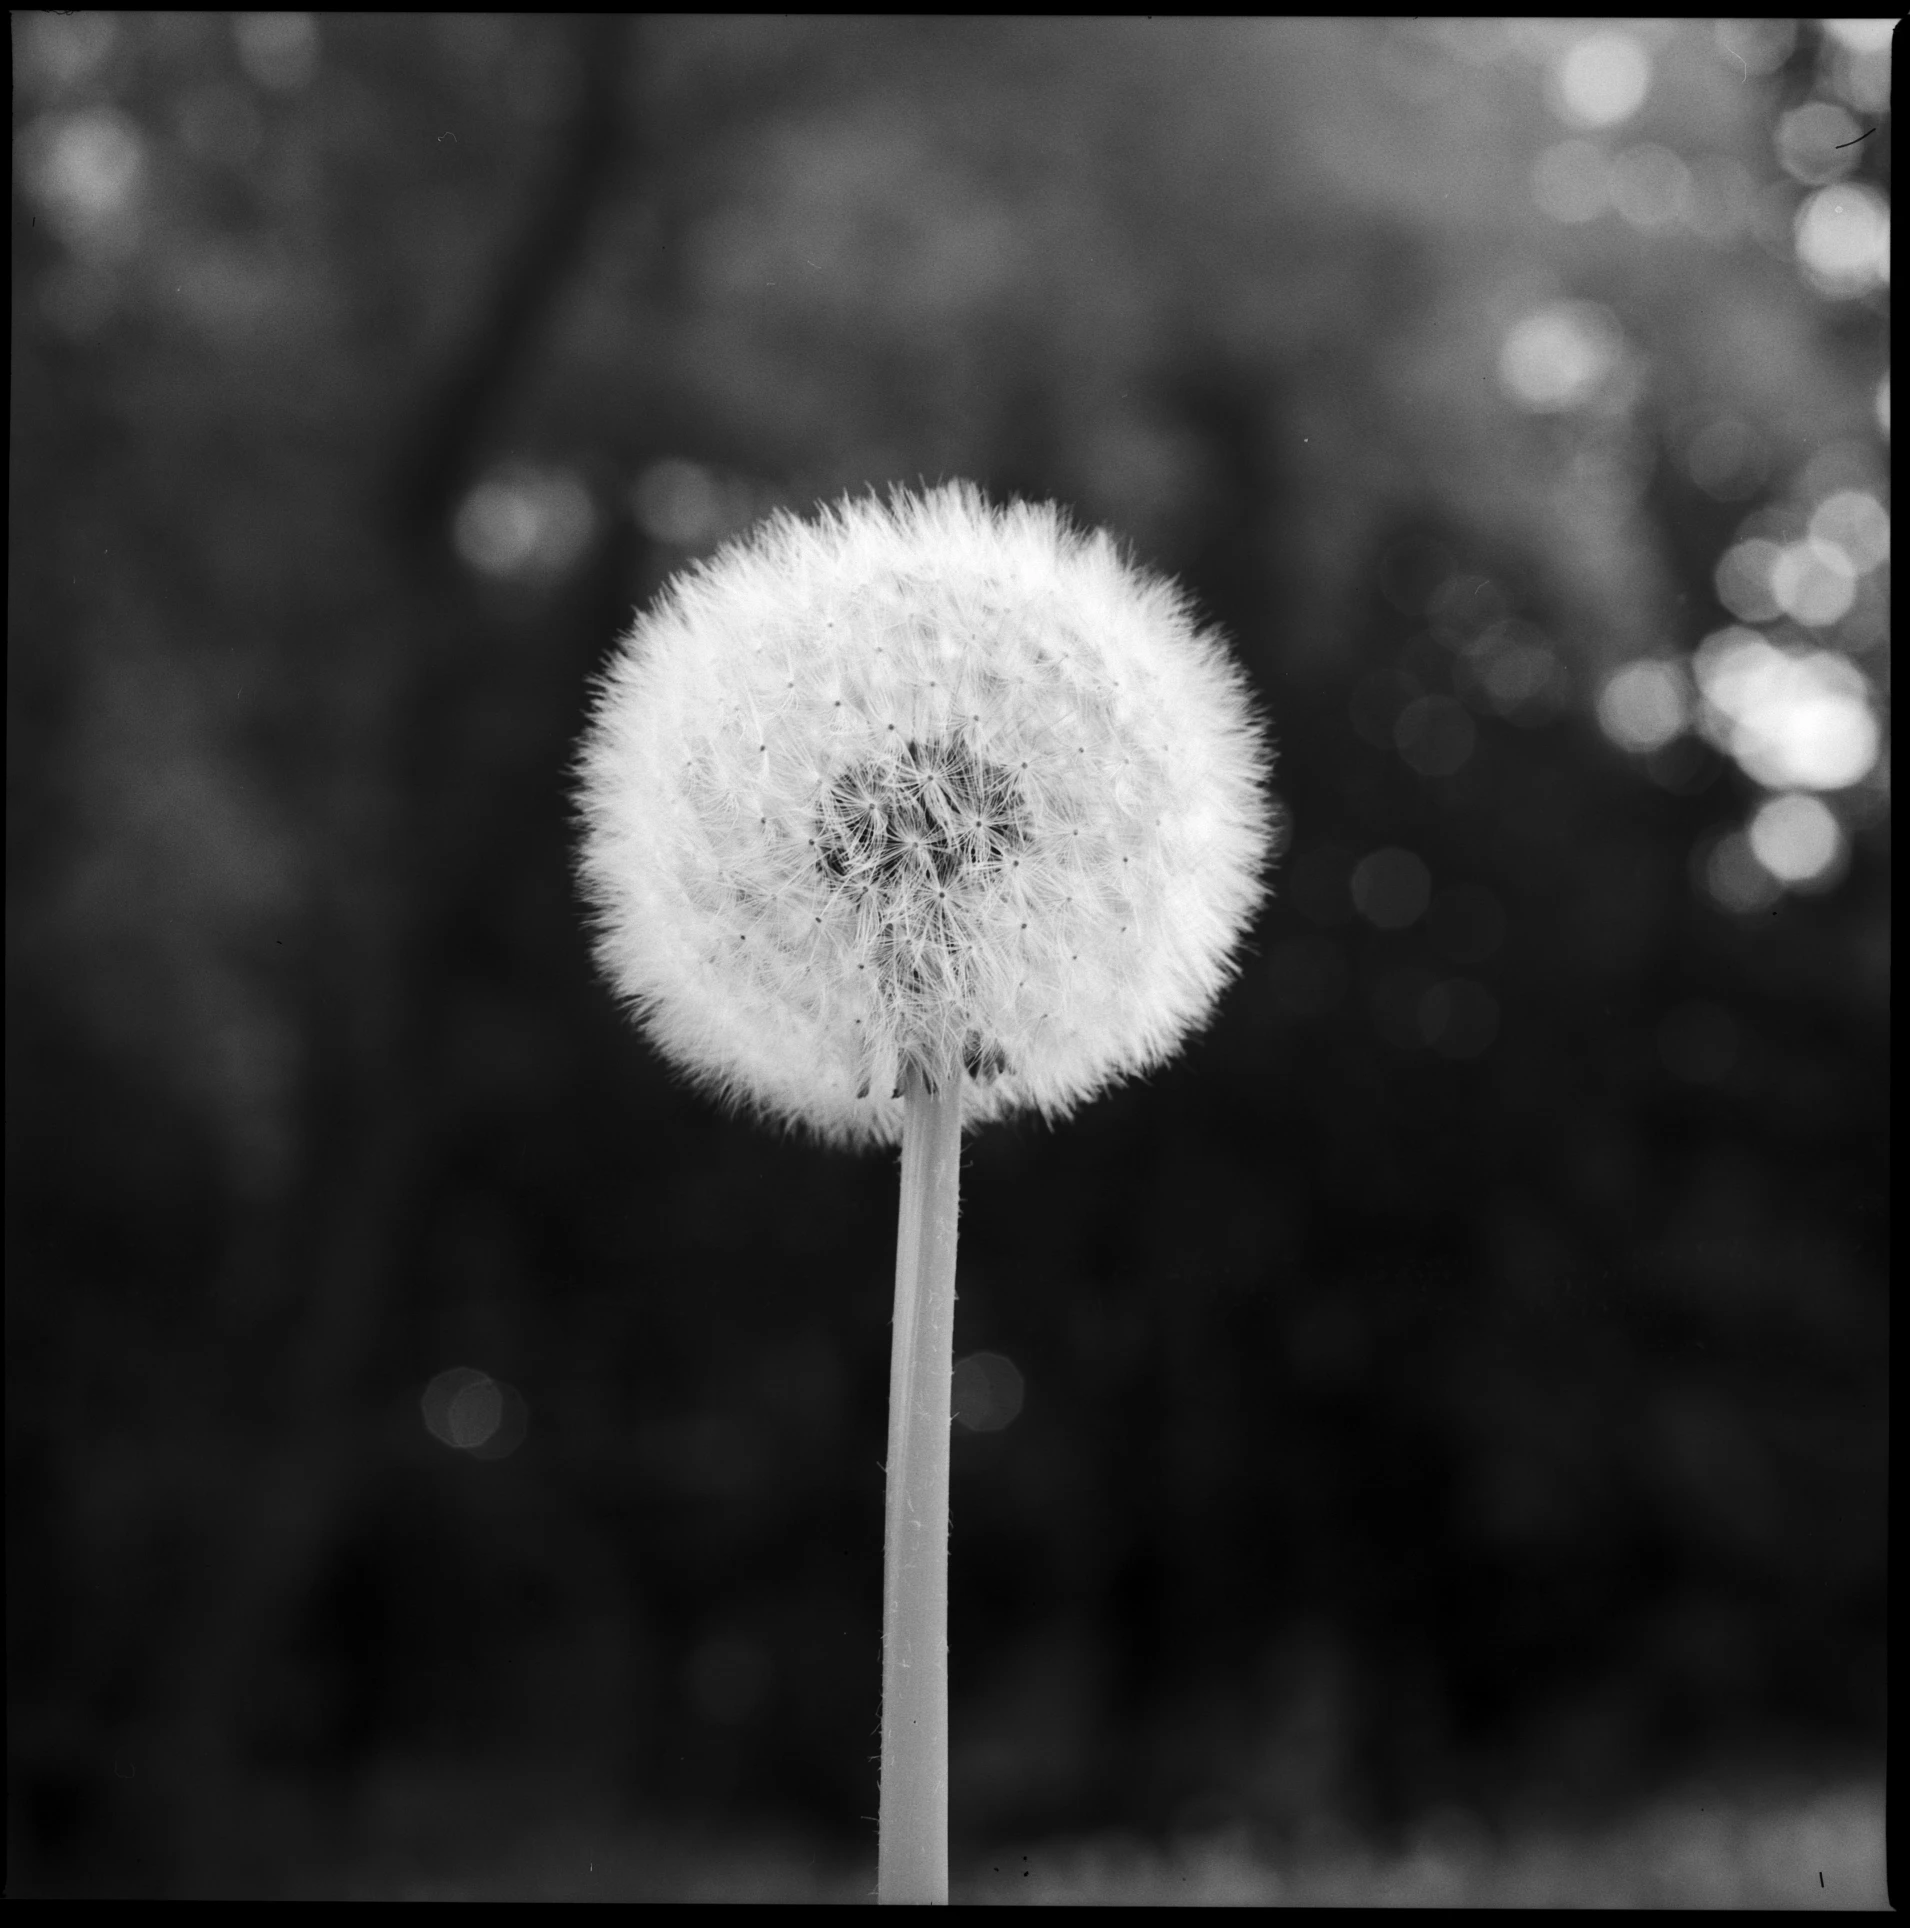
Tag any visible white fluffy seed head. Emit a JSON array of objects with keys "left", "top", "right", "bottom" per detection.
[{"left": 575, "top": 482, "right": 1278, "bottom": 1149}]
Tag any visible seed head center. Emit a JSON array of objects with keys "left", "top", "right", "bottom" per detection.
[{"left": 815, "top": 736, "right": 1027, "bottom": 900}]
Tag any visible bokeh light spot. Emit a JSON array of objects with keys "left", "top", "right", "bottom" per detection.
[
  {"left": 423, "top": 1366, "right": 487, "bottom": 1447},
  {"left": 20, "top": 109, "right": 146, "bottom": 251},
  {"left": 20, "top": 13, "right": 118, "bottom": 93},
  {"left": 233, "top": 13, "right": 319, "bottom": 92},
  {"left": 1550, "top": 32, "right": 1652, "bottom": 130},
  {"left": 1694, "top": 629, "right": 1880, "bottom": 790},
  {"left": 1351, "top": 848, "right": 1432, "bottom": 931},
  {"left": 1394, "top": 694, "right": 1476, "bottom": 777},
  {"left": 1697, "top": 829, "right": 1783, "bottom": 914},
  {"left": 632, "top": 458, "right": 737, "bottom": 547},
  {"left": 424, "top": 1367, "right": 495, "bottom": 1449},
  {"left": 1808, "top": 490, "right": 1889, "bottom": 573},
  {"left": 1713, "top": 19, "right": 1796, "bottom": 78},
  {"left": 1463, "top": 622, "right": 1569, "bottom": 725},
  {"left": 1713, "top": 539, "right": 1785, "bottom": 624},
  {"left": 1769, "top": 540, "right": 1857, "bottom": 627},
  {"left": 1597, "top": 660, "right": 1688, "bottom": 754},
  {"left": 1794, "top": 184, "right": 1891, "bottom": 298},
  {"left": 448, "top": 1377, "right": 503, "bottom": 1450},
  {"left": 1498, "top": 302, "right": 1624, "bottom": 412},
  {"left": 1776, "top": 101, "right": 1866, "bottom": 187},
  {"left": 954, "top": 1351, "right": 1025, "bottom": 1432},
  {"left": 421, "top": 1366, "right": 529, "bottom": 1459},
  {"left": 1823, "top": 23, "right": 1893, "bottom": 115},
  {"left": 1821, "top": 19, "right": 1896, "bottom": 57},
  {"left": 454, "top": 463, "right": 597, "bottom": 580},
  {"left": 1748, "top": 791, "right": 1847, "bottom": 887}
]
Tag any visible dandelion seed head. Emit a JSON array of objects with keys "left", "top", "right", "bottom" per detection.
[{"left": 575, "top": 483, "right": 1278, "bottom": 1147}]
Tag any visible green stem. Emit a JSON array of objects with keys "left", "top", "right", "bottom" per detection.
[{"left": 877, "top": 1056, "right": 964, "bottom": 1905}]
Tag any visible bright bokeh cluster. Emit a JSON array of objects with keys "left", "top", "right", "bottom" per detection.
[
  {"left": 1513, "top": 19, "right": 1892, "bottom": 912},
  {"left": 1692, "top": 629, "right": 1880, "bottom": 792},
  {"left": 423, "top": 15, "right": 1889, "bottom": 929},
  {"left": 1497, "top": 301, "right": 1625, "bottom": 411}
]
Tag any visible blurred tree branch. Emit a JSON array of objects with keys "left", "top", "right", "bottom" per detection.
[
  {"left": 391, "top": 14, "right": 635, "bottom": 560},
  {"left": 157, "top": 16, "right": 638, "bottom": 1892}
]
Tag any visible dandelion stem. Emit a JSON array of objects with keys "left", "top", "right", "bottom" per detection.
[{"left": 877, "top": 1056, "right": 963, "bottom": 1905}]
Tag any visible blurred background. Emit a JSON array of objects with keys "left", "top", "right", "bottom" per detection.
[{"left": 6, "top": 14, "right": 1891, "bottom": 1903}]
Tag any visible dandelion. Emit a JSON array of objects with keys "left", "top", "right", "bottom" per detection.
[{"left": 575, "top": 482, "right": 1276, "bottom": 1902}]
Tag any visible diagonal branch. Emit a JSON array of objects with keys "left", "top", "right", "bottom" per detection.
[{"left": 390, "top": 13, "right": 634, "bottom": 558}]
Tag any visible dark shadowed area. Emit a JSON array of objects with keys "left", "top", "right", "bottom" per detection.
[{"left": 7, "top": 14, "right": 1890, "bottom": 1903}]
